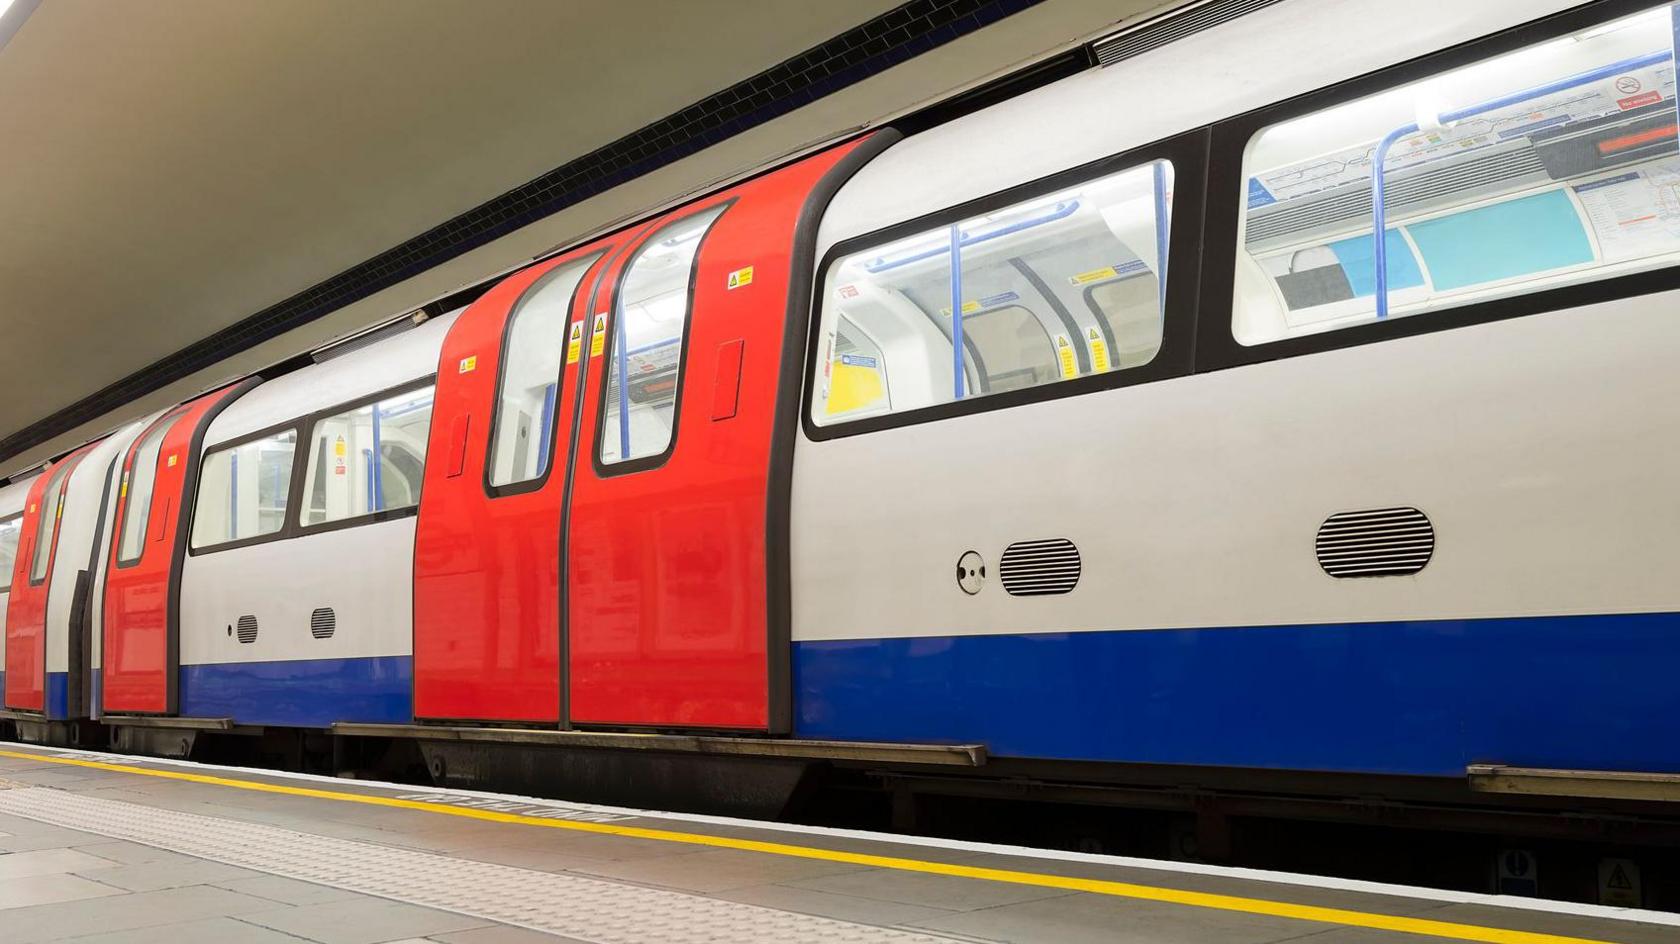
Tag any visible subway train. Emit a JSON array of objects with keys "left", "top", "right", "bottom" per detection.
[{"left": 6, "top": 0, "right": 1680, "bottom": 832}]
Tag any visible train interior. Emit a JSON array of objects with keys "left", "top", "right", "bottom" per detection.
[
  {"left": 296, "top": 385, "right": 435, "bottom": 527},
  {"left": 1235, "top": 4, "right": 1680, "bottom": 344},
  {"left": 599, "top": 205, "right": 727, "bottom": 464},
  {"left": 810, "top": 160, "right": 1170, "bottom": 424}
]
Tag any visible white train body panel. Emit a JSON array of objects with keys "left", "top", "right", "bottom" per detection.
[
  {"left": 45, "top": 426, "right": 142, "bottom": 681},
  {"left": 178, "top": 311, "right": 454, "bottom": 715}
]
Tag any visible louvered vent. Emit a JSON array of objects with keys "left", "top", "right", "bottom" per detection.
[
  {"left": 310, "top": 607, "right": 336, "bottom": 640},
  {"left": 1093, "top": 0, "right": 1282, "bottom": 67},
  {"left": 1246, "top": 147, "right": 1546, "bottom": 245},
  {"left": 235, "top": 615, "right": 258, "bottom": 644},
  {"left": 999, "top": 539, "right": 1082, "bottom": 596},
  {"left": 1316, "top": 507, "right": 1435, "bottom": 578}
]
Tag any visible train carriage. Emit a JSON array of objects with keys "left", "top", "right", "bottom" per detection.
[{"left": 4, "top": 0, "right": 1679, "bottom": 831}]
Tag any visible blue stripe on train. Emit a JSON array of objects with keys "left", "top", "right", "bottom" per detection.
[
  {"left": 45, "top": 671, "right": 68, "bottom": 720},
  {"left": 180, "top": 655, "right": 411, "bottom": 728},
  {"left": 792, "top": 611, "right": 1680, "bottom": 777}
]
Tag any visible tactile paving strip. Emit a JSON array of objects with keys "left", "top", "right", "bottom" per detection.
[{"left": 0, "top": 786, "right": 966, "bottom": 944}]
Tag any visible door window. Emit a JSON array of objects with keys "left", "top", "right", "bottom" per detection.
[
  {"left": 28, "top": 463, "right": 72, "bottom": 584},
  {"left": 488, "top": 252, "right": 602, "bottom": 488},
  {"left": 599, "top": 204, "right": 729, "bottom": 466},
  {"left": 116, "top": 415, "right": 182, "bottom": 565}
]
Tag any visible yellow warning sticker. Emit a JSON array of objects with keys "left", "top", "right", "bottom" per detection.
[
  {"left": 334, "top": 436, "right": 346, "bottom": 458},
  {"left": 28, "top": 503, "right": 35, "bottom": 514},
  {"left": 119, "top": 473, "right": 129, "bottom": 499},
  {"left": 589, "top": 313, "right": 608, "bottom": 357},
  {"left": 458, "top": 355, "right": 478, "bottom": 374},
  {"left": 566, "top": 320, "right": 584, "bottom": 365},
  {"left": 1069, "top": 266, "right": 1119, "bottom": 286},
  {"left": 1085, "top": 327, "right": 1110, "bottom": 373},
  {"left": 1054, "top": 334, "right": 1078, "bottom": 379},
  {"left": 727, "top": 266, "right": 754, "bottom": 290},
  {"left": 938, "top": 301, "right": 983, "bottom": 317},
  {"left": 166, "top": 453, "right": 178, "bottom": 468}
]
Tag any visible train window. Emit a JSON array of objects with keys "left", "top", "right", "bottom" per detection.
[
  {"left": 116, "top": 415, "right": 182, "bottom": 565},
  {"left": 300, "top": 385, "right": 435, "bottom": 527},
  {"left": 189, "top": 429, "right": 298, "bottom": 550},
  {"left": 488, "top": 252, "right": 602, "bottom": 489},
  {"left": 599, "top": 203, "right": 728, "bottom": 466},
  {"left": 811, "top": 159, "right": 1172, "bottom": 426},
  {"left": 28, "top": 462, "right": 71, "bottom": 583},
  {"left": 1234, "top": 3, "right": 1680, "bottom": 344},
  {"left": 0, "top": 515, "right": 21, "bottom": 589}
]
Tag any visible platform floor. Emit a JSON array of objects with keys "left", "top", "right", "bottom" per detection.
[{"left": 0, "top": 743, "right": 1673, "bottom": 944}]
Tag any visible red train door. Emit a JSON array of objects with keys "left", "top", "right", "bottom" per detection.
[
  {"left": 412, "top": 243, "right": 623, "bottom": 722},
  {"left": 102, "top": 383, "right": 251, "bottom": 715},
  {"left": 5, "top": 449, "right": 88, "bottom": 711},
  {"left": 565, "top": 143, "right": 859, "bottom": 731}
]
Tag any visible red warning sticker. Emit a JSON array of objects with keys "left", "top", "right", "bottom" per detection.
[{"left": 1617, "top": 91, "right": 1661, "bottom": 110}]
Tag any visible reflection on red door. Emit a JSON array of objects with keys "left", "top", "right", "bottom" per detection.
[
  {"left": 566, "top": 142, "right": 860, "bottom": 730},
  {"left": 413, "top": 244, "right": 618, "bottom": 722},
  {"left": 5, "top": 449, "right": 89, "bottom": 710},
  {"left": 102, "top": 385, "right": 247, "bottom": 715}
]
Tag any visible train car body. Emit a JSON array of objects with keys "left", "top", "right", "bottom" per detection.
[{"left": 4, "top": 0, "right": 1677, "bottom": 829}]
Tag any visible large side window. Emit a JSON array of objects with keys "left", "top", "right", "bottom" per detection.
[
  {"left": 28, "top": 462, "right": 72, "bottom": 583},
  {"left": 599, "top": 203, "right": 728, "bottom": 466},
  {"left": 116, "top": 415, "right": 182, "bottom": 565},
  {"left": 300, "top": 385, "right": 435, "bottom": 527},
  {"left": 190, "top": 429, "right": 298, "bottom": 550},
  {"left": 1234, "top": 3, "right": 1680, "bottom": 344},
  {"left": 488, "top": 252, "right": 602, "bottom": 489},
  {"left": 810, "top": 159, "right": 1173, "bottom": 426},
  {"left": 0, "top": 514, "right": 21, "bottom": 588}
]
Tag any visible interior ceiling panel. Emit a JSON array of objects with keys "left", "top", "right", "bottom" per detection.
[{"left": 0, "top": 0, "right": 1170, "bottom": 474}]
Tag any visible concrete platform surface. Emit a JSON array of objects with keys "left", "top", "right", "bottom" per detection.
[{"left": 0, "top": 742, "right": 1674, "bottom": 944}]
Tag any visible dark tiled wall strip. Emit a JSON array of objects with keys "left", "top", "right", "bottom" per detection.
[{"left": 0, "top": 0, "right": 1047, "bottom": 466}]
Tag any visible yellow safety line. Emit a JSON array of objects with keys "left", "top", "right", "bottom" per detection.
[{"left": 0, "top": 746, "right": 1625, "bottom": 944}]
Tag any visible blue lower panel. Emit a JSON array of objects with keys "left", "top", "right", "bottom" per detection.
[
  {"left": 45, "top": 672, "right": 68, "bottom": 721},
  {"left": 793, "top": 613, "right": 1680, "bottom": 777},
  {"left": 181, "top": 656, "right": 412, "bottom": 728}
]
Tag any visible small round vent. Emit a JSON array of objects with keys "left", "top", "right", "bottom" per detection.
[
  {"left": 1316, "top": 507, "right": 1435, "bottom": 578},
  {"left": 310, "top": 607, "right": 336, "bottom": 640},
  {"left": 235, "top": 615, "right": 259, "bottom": 644},
  {"left": 998, "top": 538, "right": 1081, "bottom": 596}
]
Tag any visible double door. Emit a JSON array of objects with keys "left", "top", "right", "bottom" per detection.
[{"left": 413, "top": 140, "right": 865, "bottom": 730}]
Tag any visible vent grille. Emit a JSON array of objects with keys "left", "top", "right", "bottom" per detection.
[
  {"left": 1315, "top": 507, "right": 1434, "bottom": 578},
  {"left": 1247, "top": 147, "right": 1546, "bottom": 245},
  {"left": 235, "top": 615, "right": 258, "bottom": 644},
  {"left": 999, "top": 539, "right": 1082, "bottom": 596},
  {"left": 1093, "top": 0, "right": 1282, "bottom": 67},
  {"left": 310, "top": 607, "right": 336, "bottom": 640}
]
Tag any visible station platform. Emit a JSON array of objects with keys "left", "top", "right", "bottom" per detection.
[{"left": 0, "top": 743, "right": 1673, "bottom": 944}]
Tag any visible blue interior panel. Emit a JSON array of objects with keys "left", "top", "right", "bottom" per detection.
[
  {"left": 1328, "top": 229, "right": 1424, "bottom": 296},
  {"left": 1406, "top": 189, "right": 1594, "bottom": 290}
]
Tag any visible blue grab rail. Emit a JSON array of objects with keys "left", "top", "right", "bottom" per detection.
[
  {"left": 1151, "top": 161, "right": 1170, "bottom": 314},
  {"left": 949, "top": 223, "right": 965, "bottom": 400},
  {"left": 1371, "top": 48, "right": 1675, "bottom": 318}
]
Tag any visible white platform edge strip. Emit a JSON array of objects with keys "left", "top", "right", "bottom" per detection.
[{"left": 14, "top": 741, "right": 1680, "bottom": 929}]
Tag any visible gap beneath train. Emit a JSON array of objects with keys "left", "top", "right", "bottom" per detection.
[{"left": 4, "top": 715, "right": 1677, "bottom": 917}]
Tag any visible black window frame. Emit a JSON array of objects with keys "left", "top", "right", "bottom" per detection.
[
  {"left": 186, "top": 375, "right": 437, "bottom": 556},
  {"left": 801, "top": 129, "right": 1206, "bottom": 441},
  {"left": 591, "top": 197, "right": 736, "bottom": 478},
  {"left": 1195, "top": 0, "right": 1680, "bottom": 373},
  {"left": 113, "top": 407, "right": 189, "bottom": 570},
  {"left": 483, "top": 247, "right": 610, "bottom": 499},
  {"left": 0, "top": 512, "right": 22, "bottom": 594}
]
